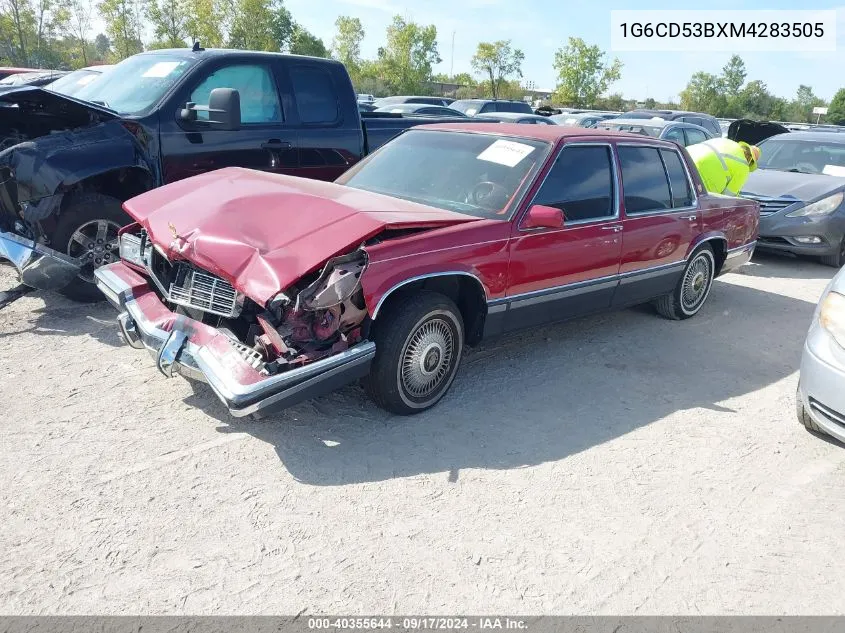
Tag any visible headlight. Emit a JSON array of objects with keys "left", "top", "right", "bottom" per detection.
[
  {"left": 819, "top": 290, "right": 845, "bottom": 348},
  {"left": 786, "top": 192, "right": 844, "bottom": 217},
  {"left": 118, "top": 232, "right": 149, "bottom": 267}
]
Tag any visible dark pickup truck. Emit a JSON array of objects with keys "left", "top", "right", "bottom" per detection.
[{"left": 0, "top": 47, "right": 474, "bottom": 300}]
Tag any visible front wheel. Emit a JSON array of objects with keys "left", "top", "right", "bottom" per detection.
[
  {"left": 654, "top": 245, "right": 716, "bottom": 320},
  {"left": 50, "top": 193, "right": 130, "bottom": 302},
  {"left": 364, "top": 291, "right": 464, "bottom": 415}
]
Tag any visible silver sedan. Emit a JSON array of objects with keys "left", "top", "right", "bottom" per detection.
[{"left": 798, "top": 265, "right": 845, "bottom": 443}]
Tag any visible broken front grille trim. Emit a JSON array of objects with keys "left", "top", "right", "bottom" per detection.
[{"left": 167, "top": 267, "right": 241, "bottom": 319}]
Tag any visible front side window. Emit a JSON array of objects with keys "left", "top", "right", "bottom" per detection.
[
  {"left": 663, "top": 127, "right": 684, "bottom": 144},
  {"left": 618, "top": 146, "right": 672, "bottom": 214},
  {"left": 336, "top": 130, "right": 550, "bottom": 219},
  {"left": 532, "top": 145, "right": 615, "bottom": 222},
  {"left": 189, "top": 64, "right": 281, "bottom": 124}
]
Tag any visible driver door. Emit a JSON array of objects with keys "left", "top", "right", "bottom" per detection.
[{"left": 504, "top": 142, "right": 623, "bottom": 331}]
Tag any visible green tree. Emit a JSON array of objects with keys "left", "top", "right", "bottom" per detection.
[
  {"left": 826, "top": 89, "right": 845, "bottom": 125},
  {"left": 470, "top": 40, "right": 523, "bottom": 100},
  {"left": 679, "top": 71, "right": 725, "bottom": 115},
  {"left": 184, "top": 0, "right": 225, "bottom": 47},
  {"left": 63, "top": 0, "right": 93, "bottom": 64},
  {"left": 98, "top": 0, "right": 141, "bottom": 59},
  {"left": 735, "top": 79, "right": 775, "bottom": 119},
  {"left": 375, "top": 15, "right": 440, "bottom": 94},
  {"left": 720, "top": 54, "right": 746, "bottom": 98},
  {"left": 331, "top": 15, "right": 363, "bottom": 72},
  {"left": 289, "top": 24, "right": 326, "bottom": 56},
  {"left": 93, "top": 30, "right": 108, "bottom": 56},
  {"left": 552, "top": 37, "right": 622, "bottom": 108},
  {"left": 227, "top": 0, "right": 292, "bottom": 51},
  {"left": 789, "top": 84, "right": 825, "bottom": 123},
  {"left": 146, "top": 0, "right": 187, "bottom": 48},
  {"left": 2, "top": 0, "right": 37, "bottom": 64}
]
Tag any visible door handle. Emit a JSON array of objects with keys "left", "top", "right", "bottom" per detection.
[
  {"left": 262, "top": 139, "right": 292, "bottom": 150},
  {"left": 681, "top": 214, "right": 698, "bottom": 221},
  {"left": 601, "top": 225, "right": 622, "bottom": 232}
]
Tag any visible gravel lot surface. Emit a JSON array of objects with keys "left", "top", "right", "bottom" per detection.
[{"left": 1, "top": 252, "right": 844, "bottom": 615}]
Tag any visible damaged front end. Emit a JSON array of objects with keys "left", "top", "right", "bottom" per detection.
[{"left": 94, "top": 245, "right": 374, "bottom": 417}]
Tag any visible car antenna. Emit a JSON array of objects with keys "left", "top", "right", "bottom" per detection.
[{"left": 192, "top": 40, "right": 204, "bottom": 52}]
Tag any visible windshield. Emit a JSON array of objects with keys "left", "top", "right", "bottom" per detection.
[
  {"left": 73, "top": 54, "right": 194, "bottom": 114},
  {"left": 336, "top": 130, "right": 550, "bottom": 219},
  {"left": 552, "top": 115, "right": 580, "bottom": 126},
  {"left": 757, "top": 138, "right": 845, "bottom": 175},
  {"left": 450, "top": 101, "right": 480, "bottom": 115},
  {"left": 600, "top": 123, "right": 662, "bottom": 137},
  {"left": 46, "top": 69, "right": 102, "bottom": 96}
]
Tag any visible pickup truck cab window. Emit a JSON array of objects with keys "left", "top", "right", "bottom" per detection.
[
  {"left": 189, "top": 64, "right": 282, "bottom": 124},
  {"left": 290, "top": 65, "right": 340, "bottom": 124},
  {"left": 531, "top": 144, "right": 615, "bottom": 223},
  {"left": 618, "top": 145, "right": 673, "bottom": 214}
]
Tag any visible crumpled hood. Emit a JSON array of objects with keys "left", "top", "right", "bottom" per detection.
[
  {"left": 0, "top": 84, "right": 117, "bottom": 120},
  {"left": 124, "top": 167, "right": 480, "bottom": 306},
  {"left": 742, "top": 168, "right": 845, "bottom": 202}
]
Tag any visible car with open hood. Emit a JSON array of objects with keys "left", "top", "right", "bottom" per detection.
[
  {"left": 94, "top": 123, "right": 758, "bottom": 418},
  {"left": 0, "top": 48, "right": 486, "bottom": 303},
  {"left": 741, "top": 130, "right": 845, "bottom": 267}
]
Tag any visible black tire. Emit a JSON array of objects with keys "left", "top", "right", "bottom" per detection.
[
  {"left": 654, "top": 244, "right": 716, "bottom": 320},
  {"left": 819, "top": 238, "right": 845, "bottom": 268},
  {"left": 796, "top": 387, "right": 822, "bottom": 433},
  {"left": 50, "top": 193, "right": 130, "bottom": 302},
  {"left": 364, "top": 291, "right": 464, "bottom": 415}
]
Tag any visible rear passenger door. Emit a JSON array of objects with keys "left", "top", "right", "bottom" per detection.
[
  {"left": 614, "top": 144, "right": 699, "bottom": 307},
  {"left": 286, "top": 62, "right": 363, "bottom": 181}
]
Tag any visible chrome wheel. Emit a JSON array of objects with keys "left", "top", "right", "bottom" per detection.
[
  {"left": 681, "top": 251, "right": 714, "bottom": 314},
  {"left": 66, "top": 219, "right": 121, "bottom": 283},
  {"left": 400, "top": 318, "right": 455, "bottom": 399}
]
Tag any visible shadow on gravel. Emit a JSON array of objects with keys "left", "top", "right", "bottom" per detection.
[{"left": 207, "top": 263, "right": 835, "bottom": 485}]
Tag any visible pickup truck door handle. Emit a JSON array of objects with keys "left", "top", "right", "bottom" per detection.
[
  {"left": 261, "top": 139, "right": 292, "bottom": 150},
  {"left": 601, "top": 225, "right": 622, "bottom": 232}
]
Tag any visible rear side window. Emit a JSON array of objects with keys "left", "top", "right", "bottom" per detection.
[
  {"left": 533, "top": 145, "right": 615, "bottom": 222},
  {"left": 685, "top": 127, "right": 709, "bottom": 145},
  {"left": 659, "top": 149, "right": 693, "bottom": 207},
  {"left": 618, "top": 146, "right": 671, "bottom": 214},
  {"left": 290, "top": 66, "right": 339, "bottom": 124},
  {"left": 480, "top": 103, "right": 496, "bottom": 113}
]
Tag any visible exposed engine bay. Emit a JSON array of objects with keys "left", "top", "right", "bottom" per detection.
[{"left": 153, "top": 247, "right": 371, "bottom": 376}]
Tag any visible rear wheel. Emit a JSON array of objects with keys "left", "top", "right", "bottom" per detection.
[
  {"left": 819, "top": 237, "right": 845, "bottom": 268},
  {"left": 654, "top": 244, "right": 715, "bottom": 320},
  {"left": 364, "top": 291, "right": 464, "bottom": 415},
  {"left": 50, "top": 193, "right": 130, "bottom": 302}
]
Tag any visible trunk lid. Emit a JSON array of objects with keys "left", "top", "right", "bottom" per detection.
[
  {"left": 124, "top": 167, "right": 480, "bottom": 306},
  {"left": 728, "top": 119, "right": 789, "bottom": 145}
]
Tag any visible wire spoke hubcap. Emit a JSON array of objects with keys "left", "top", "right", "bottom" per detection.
[
  {"left": 682, "top": 254, "right": 712, "bottom": 312},
  {"left": 66, "top": 219, "right": 122, "bottom": 283},
  {"left": 401, "top": 318, "right": 455, "bottom": 399}
]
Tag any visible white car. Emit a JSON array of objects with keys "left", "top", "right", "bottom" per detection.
[{"left": 798, "top": 266, "right": 845, "bottom": 443}]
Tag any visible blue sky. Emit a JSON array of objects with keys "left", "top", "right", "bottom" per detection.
[{"left": 278, "top": 0, "right": 845, "bottom": 102}]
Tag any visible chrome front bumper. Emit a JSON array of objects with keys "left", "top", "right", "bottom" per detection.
[
  {"left": 94, "top": 263, "right": 376, "bottom": 418},
  {"left": 0, "top": 230, "right": 81, "bottom": 290}
]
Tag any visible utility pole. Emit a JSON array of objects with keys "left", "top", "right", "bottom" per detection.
[{"left": 450, "top": 30, "right": 455, "bottom": 78}]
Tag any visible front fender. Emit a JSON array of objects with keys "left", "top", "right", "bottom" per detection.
[{"left": 0, "top": 120, "right": 156, "bottom": 223}]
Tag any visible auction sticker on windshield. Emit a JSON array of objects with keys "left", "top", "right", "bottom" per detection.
[
  {"left": 823, "top": 165, "right": 845, "bottom": 177},
  {"left": 477, "top": 140, "right": 535, "bottom": 167},
  {"left": 142, "top": 61, "right": 184, "bottom": 78}
]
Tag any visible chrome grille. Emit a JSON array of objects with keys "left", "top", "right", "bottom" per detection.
[
  {"left": 168, "top": 267, "right": 240, "bottom": 318},
  {"left": 228, "top": 338, "right": 266, "bottom": 372},
  {"left": 741, "top": 194, "right": 799, "bottom": 216}
]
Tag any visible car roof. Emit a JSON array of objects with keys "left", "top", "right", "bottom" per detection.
[
  {"left": 135, "top": 48, "right": 345, "bottom": 66},
  {"left": 603, "top": 118, "right": 676, "bottom": 128},
  {"left": 764, "top": 131, "right": 845, "bottom": 142},
  {"left": 482, "top": 112, "right": 550, "bottom": 120},
  {"left": 417, "top": 122, "right": 681, "bottom": 146},
  {"left": 452, "top": 98, "right": 525, "bottom": 104}
]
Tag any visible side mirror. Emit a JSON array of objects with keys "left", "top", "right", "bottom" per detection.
[
  {"left": 523, "top": 204, "right": 564, "bottom": 230},
  {"left": 179, "top": 87, "right": 241, "bottom": 131}
]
